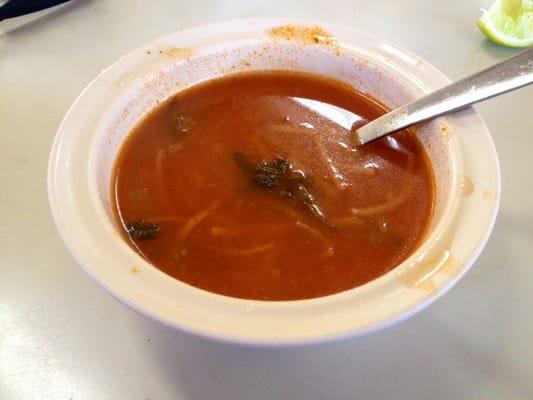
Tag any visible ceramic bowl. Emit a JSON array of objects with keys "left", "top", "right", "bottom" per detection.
[{"left": 48, "top": 19, "right": 500, "bottom": 346}]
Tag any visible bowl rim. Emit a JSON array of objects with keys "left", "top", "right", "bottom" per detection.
[{"left": 48, "top": 18, "right": 500, "bottom": 346}]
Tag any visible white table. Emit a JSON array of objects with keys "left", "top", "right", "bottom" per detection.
[{"left": 1, "top": 1, "right": 532, "bottom": 399}]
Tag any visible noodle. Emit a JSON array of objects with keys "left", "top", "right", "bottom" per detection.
[
  {"left": 177, "top": 202, "right": 219, "bottom": 243},
  {"left": 332, "top": 215, "right": 365, "bottom": 227},
  {"left": 268, "top": 124, "right": 313, "bottom": 136},
  {"left": 351, "top": 181, "right": 415, "bottom": 216},
  {"left": 210, "top": 224, "right": 281, "bottom": 236},
  {"left": 268, "top": 202, "right": 304, "bottom": 221},
  {"left": 206, "top": 242, "right": 274, "bottom": 256},
  {"left": 310, "top": 134, "right": 348, "bottom": 190},
  {"left": 349, "top": 151, "right": 416, "bottom": 217},
  {"left": 155, "top": 149, "right": 174, "bottom": 210},
  {"left": 166, "top": 143, "right": 183, "bottom": 155},
  {"left": 295, "top": 221, "right": 334, "bottom": 257},
  {"left": 351, "top": 166, "right": 377, "bottom": 176}
]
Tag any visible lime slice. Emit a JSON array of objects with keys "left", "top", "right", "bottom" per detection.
[{"left": 477, "top": 0, "right": 533, "bottom": 47}]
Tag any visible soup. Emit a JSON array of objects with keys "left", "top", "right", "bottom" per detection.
[{"left": 112, "top": 71, "right": 434, "bottom": 300}]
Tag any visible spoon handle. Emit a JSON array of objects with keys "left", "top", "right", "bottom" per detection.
[
  {"left": 354, "top": 47, "right": 533, "bottom": 145},
  {"left": 0, "top": 0, "right": 72, "bottom": 22}
]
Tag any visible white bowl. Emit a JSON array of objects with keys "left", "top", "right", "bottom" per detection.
[{"left": 48, "top": 19, "right": 500, "bottom": 346}]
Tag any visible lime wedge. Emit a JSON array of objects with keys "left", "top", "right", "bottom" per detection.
[{"left": 477, "top": 0, "right": 533, "bottom": 47}]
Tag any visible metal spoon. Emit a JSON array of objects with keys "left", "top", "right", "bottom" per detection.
[{"left": 353, "top": 47, "right": 533, "bottom": 145}]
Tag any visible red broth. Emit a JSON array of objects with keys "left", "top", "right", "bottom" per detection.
[{"left": 112, "top": 71, "right": 434, "bottom": 300}]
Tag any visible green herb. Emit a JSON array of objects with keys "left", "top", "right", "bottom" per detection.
[
  {"left": 232, "top": 152, "right": 256, "bottom": 174},
  {"left": 390, "top": 234, "right": 404, "bottom": 247},
  {"left": 233, "top": 153, "right": 297, "bottom": 190},
  {"left": 363, "top": 217, "right": 404, "bottom": 247},
  {"left": 176, "top": 115, "right": 195, "bottom": 136},
  {"left": 126, "top": 220, "right": 160, "bottom": 240},
  {"left": 291, "top": 183, "right": 326, "bottom": 222},
  {"left": 232, "top": 152, "right": 330, "bottom": 225}
]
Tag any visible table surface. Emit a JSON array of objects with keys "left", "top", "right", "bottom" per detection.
[{"left": 1, "top": 1, "right": 532, "bottom": 399}]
